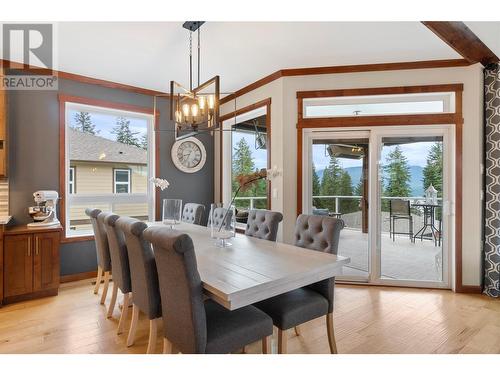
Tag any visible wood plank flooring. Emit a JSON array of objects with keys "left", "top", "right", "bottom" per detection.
[{"left": 0, "top": 279, "right": 499, "bottom": 354}]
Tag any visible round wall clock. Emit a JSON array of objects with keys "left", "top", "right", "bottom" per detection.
[{"left": 171, "top": 136, "right": 207, "bottom": 173}]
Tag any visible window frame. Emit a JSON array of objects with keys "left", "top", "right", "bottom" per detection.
[
  {"left": 219, "top": 98, "right": 272, "bottom": 211},
  {"left": 113, "top": 168, "right": 132, "bottom": 194},
  {"left": 59, "top": 94, "right": 157, "bottom": 242}
]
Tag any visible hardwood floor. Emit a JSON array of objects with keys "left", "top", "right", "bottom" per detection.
[{"left": 0, "top": 279, "right": 499, "bottom": 354}]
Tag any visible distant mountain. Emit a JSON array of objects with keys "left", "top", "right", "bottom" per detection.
[{"left": 316, "top": 165, "right": 425, "bottom": 196}]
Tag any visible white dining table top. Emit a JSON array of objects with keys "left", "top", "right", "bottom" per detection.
[{"left": 147, "top": 221, "right": 350, "bottom": 310}]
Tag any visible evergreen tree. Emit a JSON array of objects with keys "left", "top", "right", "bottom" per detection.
[
  {"left": 354, "top": 178, "right": 364, "bottom": 196},
  {"left": 422, "top": 142, "right": 443, "bottom": 196},
  {"left": 232, "top": 138, "right": 256, "bottom": 207},
  {"left": 312, "top": 164, "right": 322, "bottom": 208},
  {"left": 338, "top": 171, "right": 357, "bottom": 213},
  {"left": 320, "top": 156, "right": 343, "bottom": 212},
  {"left": 112, "top": 117, "right": 140, "bottom": 147},
  {"left": 383, "top": 145, "right": 411, "bottom": 200},
  {"left": 140, "top": 133, "right": 148, "bottom": 150},
  {"left": 73, "top": 111, "right": 97, "bottom": 134}
]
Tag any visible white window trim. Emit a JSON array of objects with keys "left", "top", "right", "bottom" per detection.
[
  {"left": 69, "top": 166, "right": 75, "bottom": 194},
  {"left": 64, "top": 102, "right": 155, "bottom": 238},
  {"left": 113, "top": 168, "right": 131, "bottom": 194}
]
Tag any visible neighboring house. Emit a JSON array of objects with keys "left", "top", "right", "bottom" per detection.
[{"left": 68, "top": 128, "right": 148, "bottom": 228}]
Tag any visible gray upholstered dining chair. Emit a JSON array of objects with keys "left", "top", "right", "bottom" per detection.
[
  {"left": 143, "top": 225, "right": 274, "bottom": 354},
  {"left": 254, "top": 214, "right": 344, "bottom": 354},
  {"left": 206, "top": 206, "right": 233, "bottom": 229},
  {"left": 116, "top": 217, "right": 162, "bottom": 354},
  {"left": 182, "top": 203, "right": 205, "bottom": 225},
  {"left": 245, "top": 209, "right": 283, "bottom": 242},
  {"left": 103, "top": 213, "right": 133, "bottom": 334},
  {"left": 85, "top": 208, "right": 112, "bottom": 305}
]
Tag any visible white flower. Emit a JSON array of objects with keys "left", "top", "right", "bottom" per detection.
[{"left": 150, "top": 177, "right": 170, "bottom": 191}]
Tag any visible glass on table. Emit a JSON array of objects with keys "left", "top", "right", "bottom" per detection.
[{"left": 162, "top": 199, "right": 182, "bottom": 228}]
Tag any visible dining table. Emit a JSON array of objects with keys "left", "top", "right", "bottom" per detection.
[{"left": 147, "top": 221, "right": 350, "bottom": 311}]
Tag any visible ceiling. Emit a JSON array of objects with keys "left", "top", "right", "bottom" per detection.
[{"left": 3, "top": 22, "right": 499, "bottom": 93}]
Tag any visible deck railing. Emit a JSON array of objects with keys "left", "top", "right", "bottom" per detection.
[{"left": 234, "top": 195, "right": 442, "bottom": 212}]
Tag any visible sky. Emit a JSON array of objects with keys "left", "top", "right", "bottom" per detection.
[
  {"left": 68, "top": 109, "right": 148, "bottom": 140},
  {"left": 313, "top": 141, "right": 439, "bottom": 171}
]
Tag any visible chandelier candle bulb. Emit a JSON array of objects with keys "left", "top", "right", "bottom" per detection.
[
  {"left": 191, "top": 103, "right": 199, "bottom": 118},
  {"left": 198, "top": 96, "right": 206, "bottom": 111},
  {"left": 208, "top": 95, "right": 215, "bottom": 110}
]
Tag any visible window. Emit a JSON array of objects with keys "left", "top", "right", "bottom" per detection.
[
  {"left": 69, "top": 167, "right": 75, "bottom": 194},
  {"left": 221, "top": 102, "right": 270, "bottom": 222},
  {"left": 114, "top": 169, "right": 131, "bottom": 193},
  {"left": 62, "top": 98, "right": 154, "bottom": 239},
  {"left": 303, "top": 93, "right": 454, "bottom": 118}
]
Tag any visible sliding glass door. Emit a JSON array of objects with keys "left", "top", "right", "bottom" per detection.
[{"left": 303, "top": 126, "right": 453, "bottom": 288}]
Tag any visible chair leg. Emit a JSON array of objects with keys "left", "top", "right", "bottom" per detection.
[
  {"left": 294, "top": 325, "right": 301, "bottom": 336},
  {"left": 146, "top": 318, "right": 158, "bottom": 354},
  {"left": 163, "top": 338, "right": 173, "bottom": 354},
  {"left": 100, "top": 271, "right": 110, "bottom": 305},
  {"left": 127, "top": 304, "right": 140, "bottom": 347},
  {"left": 262, "top": 335, "right": 271, "bottom": 354},
  {"left": 326, "top": 313, "right": 338, "bottom": 354},
  {"left": 107, "top": 283, "right": 118, "bottom": 318},
  {"left": 93, "top": 266, "right": 102, "bottom": 294},
  {"left": 277, "top": 329, "right": 287, "bottom": 354},
  {"left": 117, "top": 292, "right": 130, "bottom": 335}
]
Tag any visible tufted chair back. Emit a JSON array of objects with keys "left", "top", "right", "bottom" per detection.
[
  {"left": 245, "top": 209, "right": 283, "bottom": 242},
  {"left": 182, "top": 203, "right": 205, "bottom": 225},
  {"left": 143, "top": 226, "right": 207, "bottom": 354},
  {"left": 85, "top": 208, "right": 111, "bottom": 272},
  {"left": 116, "top": 217, "right": 161, "bottom": 320},
  {"left": 207, "top": 207, "right": 233, "bottom": 229},
  {"left": 102, "top": 213, "right": 132, "bottom": 294},
  {"left": 294, "top": 214, "right": 344, "bottom": 312}
]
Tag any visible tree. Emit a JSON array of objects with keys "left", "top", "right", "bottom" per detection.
[
  {"left": 112, "top": 117, "right": 140, "bottom": 147},
  {"left": 73, "top": 111, "right": 97, "bottom": 134},
  {"left": 312, "top": 164, "right": 322, "bottom": 208},
  {"left": 383, "top": 145, "right": 411, "bottom": 201},
  {"left": 140, "top": 133, "right": 148, "bottom": 150},
  {"left": 320, "top": 156, "right": 343, "bottom": 212},
  {"left": 338, "top": 170, "right": 357, "bottom": 213},
  {"left": 232, "top": 137, "right": 256, "bottom": 207},
  {"left": 422, "top": 142, "right": 443, "bottom": 196}
]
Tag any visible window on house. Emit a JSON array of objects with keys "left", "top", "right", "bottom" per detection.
[
  {"left": 63, "top": 100, "right": 154, "bottom": 238},
  {"left": 114, "top": 169, "right": 131, "bottom": 193},
  {"left": 303, "top": 92, "right": 454, "bottom": 118},
  {"left": 69, "top": 167, "right": 75, "bottom": 194}
]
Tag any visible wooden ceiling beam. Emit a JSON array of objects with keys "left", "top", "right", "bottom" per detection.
[{"left": 422, "top": 21, "right": 499, "bottom": 66}]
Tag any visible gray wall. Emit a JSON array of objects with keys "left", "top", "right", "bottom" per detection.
[{"left": 8, "top": 78, "right": 214, "bottom": 275}]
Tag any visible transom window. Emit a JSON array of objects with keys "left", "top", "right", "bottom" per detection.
[{"left": 303, "top": 92, "right": 454, "bottom": 118}]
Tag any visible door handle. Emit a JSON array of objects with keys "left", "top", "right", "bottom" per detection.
[{"left": 27, "top": 237, "right": 31, "bottom": 257}]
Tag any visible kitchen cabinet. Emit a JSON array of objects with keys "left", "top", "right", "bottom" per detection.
[{"left": 2, "top": 225, "right": 61, "bottom": 304}]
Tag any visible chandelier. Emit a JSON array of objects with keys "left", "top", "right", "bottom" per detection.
[{"left": 170, "top": 21, "right": 220, "bottom": 140}]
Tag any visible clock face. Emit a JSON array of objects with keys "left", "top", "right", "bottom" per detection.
[
  {"left": 177, "top": 141, "right": 202, "bottom": 168},
  {"left": 171, "top": 137, "right": 207, "bottom": 173}
]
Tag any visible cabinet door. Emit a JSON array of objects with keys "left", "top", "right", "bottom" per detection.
[
  {"left": 33, "top": 231, "right": 60, "bottom": 291},
  {"left": 0, "top": 67, "right": 6, "bottom": 177},
  {"left": 4, "top": 234, "right": 33, "bottom": 297}
]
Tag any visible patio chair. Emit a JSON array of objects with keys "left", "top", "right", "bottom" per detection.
[{"left": 389, "top": 199, "right": 414, "bottom": 242}]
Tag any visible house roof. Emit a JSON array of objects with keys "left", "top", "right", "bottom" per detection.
[{"left": 69, "top": 128, "right": 147, "bottom": 165}]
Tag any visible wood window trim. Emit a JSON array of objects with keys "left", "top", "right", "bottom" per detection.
[
  {"left": 58, "top": 94, "right": 157, "bottom": 243},
  {"left": 113, "top": 168, "right": 132, "bottom": 194},
  {"left": 296, "top": 84, "right": 469, "bottom": 292},
  {"left": 218, "top": 98, "right": 272, "bottom": 209}
]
